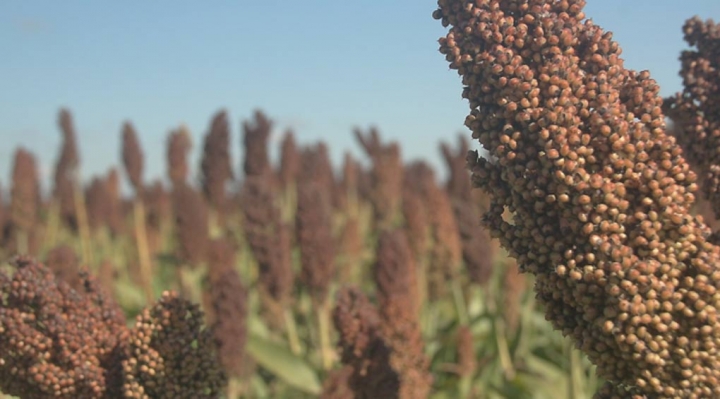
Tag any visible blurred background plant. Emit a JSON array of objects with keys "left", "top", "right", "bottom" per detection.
[{"left": 0, "top": 107, "right": 603, "bottom": 398}]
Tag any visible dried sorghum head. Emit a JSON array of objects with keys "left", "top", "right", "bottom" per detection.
[
  {"left": 0, "top": 256, "right": 127, "bottom": 398},
  {"left": 435, "top": 0, "right": 720, "bottom": 396}
]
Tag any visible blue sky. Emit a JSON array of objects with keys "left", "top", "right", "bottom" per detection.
[{"left": 1, "top": 1, "right": 719, "bottom": 193}]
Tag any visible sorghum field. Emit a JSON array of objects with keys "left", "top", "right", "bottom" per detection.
[{"left": 1, "top": 1, "right": 720, "bottom": 398}]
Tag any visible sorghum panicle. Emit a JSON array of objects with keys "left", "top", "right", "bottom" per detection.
[{"left": 435, "top": 0, "right": 720, "bottom": 396}]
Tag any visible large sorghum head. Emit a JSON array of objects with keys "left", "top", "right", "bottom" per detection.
[
  {"left": 121, "top": 121, "right": 144, "bottom": 194},
  {"left": 9, "top": 147, "right": 40, "bottom": 233},
  {"left": 201, "top": 110, "right": 234, "bottom": 211},
  {"left": 0, "top": 256, "right": 127, "bottom": 398},
  {"left": 167, "top": 126, "right": 192, "bottom": 187},
  {"left": 121, "top": 291, "right": 227, "bottom": 398},
  {"left": 436, "top": 0, "right": 720, "bottom": 397}
]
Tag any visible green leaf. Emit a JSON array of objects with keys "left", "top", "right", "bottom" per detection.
[{"left": 246, "top": 334, "right": 321, "bottom": 395}]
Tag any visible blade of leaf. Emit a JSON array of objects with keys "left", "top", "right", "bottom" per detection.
[{"left": 246, "top": 334, "right": 321, "bottom": 395}]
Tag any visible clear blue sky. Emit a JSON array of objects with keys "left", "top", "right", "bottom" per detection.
[{"left": 1, "top": 1, "right": 719, "bottom": 193}]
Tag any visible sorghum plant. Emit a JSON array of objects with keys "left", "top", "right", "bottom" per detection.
[{"left": 435, "top": 0, "right": 720, "bottom": 396}]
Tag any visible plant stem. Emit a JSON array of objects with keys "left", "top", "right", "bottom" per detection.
[
  {"left": 208, "top": 208, "right": 221, "bottom": 239},
  {"left": 451, "top": 278, "right": 469, "bottom": 326},
  {"left": 487, "top": 291, "right": 515, "bottom": 380},
  {"left": 133, "top": 199, "right": 154, "bottom": 303},
  {"left": 17, "top": 230, "right": 28, "bottom": 255},
  {"left": 176, "top": 265, "right": 191, "bottom": 300},
  {"left": 284, "top": 308, "right": 302, "bottom": 356},
  {"left": 317, "top": 300, "right": 334, "bottom": 370},
  {"left": 43, "top": 199, "right": 60, "bottom": 251},
  {"left": 227, "top": 377, "right": 242, "bottom": 399},
  {"left": 494, "top": 317, "right": 516, "bottom": 381},
  {"left": 567, "top": 338, "right": 583, "bottom": 399},
  {"left": 73, "top": 184, "right": 93, "bottom": 265}
]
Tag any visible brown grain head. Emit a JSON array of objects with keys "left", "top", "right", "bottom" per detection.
[
  {"left": 121, "top": 121, "right": 144, "bottom": 194},
  {"left": 205, "top": 238, "right": 249, "bottom": 379},
  {"left": 54, "top": 108, "right": 80, "bottom": 229},
  {"left": 201, "top": 110, "right": 234, "bottom": 211},
  {"left": 167, "top": 125, "right": 192, "bottom": 186},
  {"left": 278, "top": 129, "right": 301, "bottom": 191},
  {"left": 435, "top": 1, "right": 720, "bottom": 396},
  {"left": 243, "top": 109, "right": 272, "bottom": 177},
  {"left": 296, "top": 181, "right": 335, "bottom": 305},
  {"left": 172, "top": 182, "right": 209, "bottom": 267},
  {"left": 9, "top": 147, "right": 40, "bottom": 233}
]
